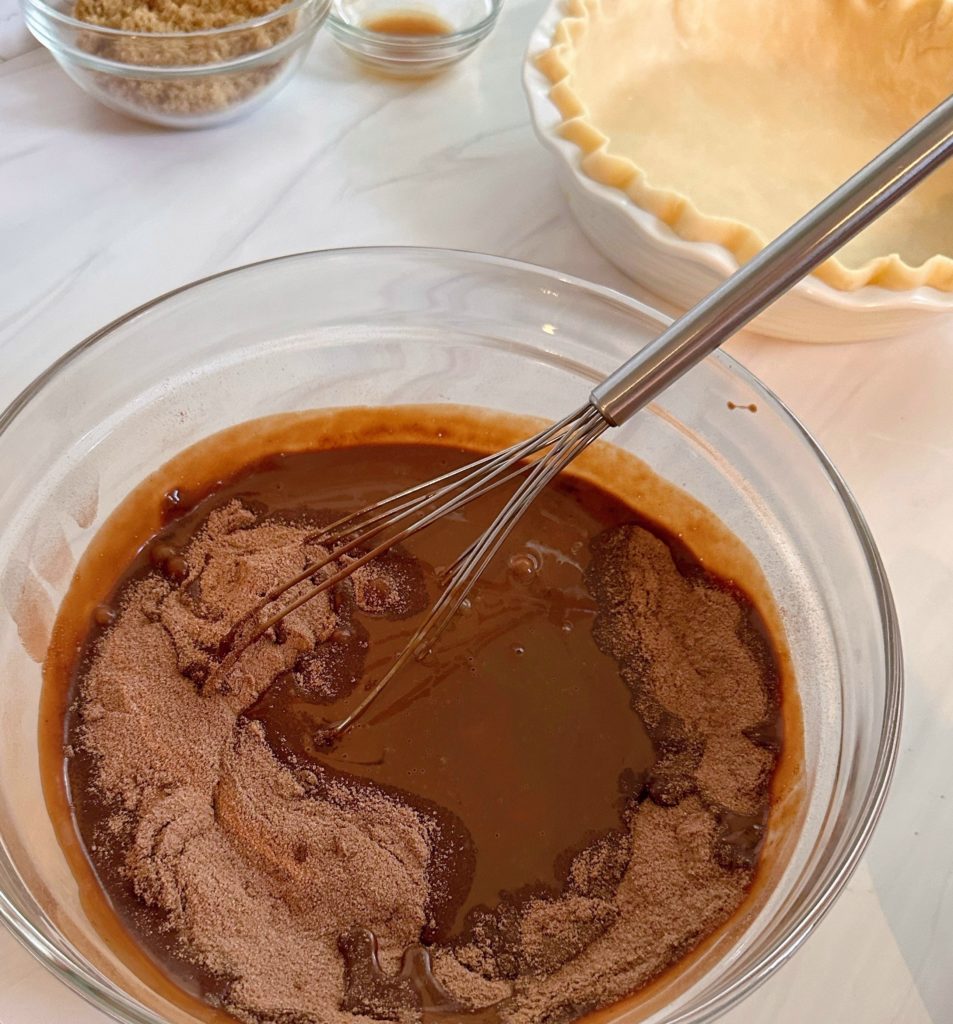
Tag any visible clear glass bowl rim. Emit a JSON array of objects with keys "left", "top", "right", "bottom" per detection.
[
  {"left": 20, "top": 0, "right": 320, "bottom": 40},
  {"left": 0, "top": 245, "right": 903, "bottom": 1024},
  {"left": 38, "top": 24, "right": 324, "bottom": 78}
]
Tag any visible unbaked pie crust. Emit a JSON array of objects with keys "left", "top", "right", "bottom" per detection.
[{"left": 537, "top": 0, "right": 953, "bottom": 292}]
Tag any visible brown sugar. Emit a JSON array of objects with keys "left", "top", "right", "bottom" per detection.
[
  {"left": 72, "top": 0, "right": 298, "bottom": 119},
  {"left": 74, "top": 0, "right": 292, "bottom": 32}
]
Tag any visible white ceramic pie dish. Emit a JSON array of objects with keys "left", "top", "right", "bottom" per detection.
[{"left": 523, "top": 0, "right": 953, "bottom": 344}]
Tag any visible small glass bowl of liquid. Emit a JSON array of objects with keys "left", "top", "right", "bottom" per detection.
[{"left": 326, "top": 0, "right": 501, "bottom": 76}]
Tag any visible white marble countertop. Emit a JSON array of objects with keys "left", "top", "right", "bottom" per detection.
[{"left": 1, "top": 2, "right": 951, "bottom": 1022}]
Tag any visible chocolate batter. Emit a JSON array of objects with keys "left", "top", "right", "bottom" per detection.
[{"left": 43, "top": 408, "right": 790, "bottom": 1024}]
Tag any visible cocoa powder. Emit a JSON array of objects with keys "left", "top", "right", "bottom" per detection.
[
  {"left": 71, "top": 503, "right": 779, "bottom": 1024},
  {"left": 436, "top": 524, "right": 777, "bottom": 1022}
]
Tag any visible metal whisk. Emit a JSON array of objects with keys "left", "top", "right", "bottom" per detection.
[{"left": 212, "top": 93, "right": 953, "bottom": 738}]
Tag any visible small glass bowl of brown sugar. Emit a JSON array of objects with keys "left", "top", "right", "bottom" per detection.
[
  {"left": 326, "top": 0, "right": 501, "bottom": 76},
  {"left": 20, "top": 0, "right": 330, "bottom": 128}
]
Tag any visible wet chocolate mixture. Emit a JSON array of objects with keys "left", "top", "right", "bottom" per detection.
[{"left": 56, "top": 434, "right": 783, "bottom": 1024}]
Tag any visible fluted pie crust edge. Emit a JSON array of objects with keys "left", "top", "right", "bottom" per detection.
[{"left": 536, "top": 0, "right": 953, "bottom": 293}]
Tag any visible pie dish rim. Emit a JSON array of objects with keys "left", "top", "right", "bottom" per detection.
[{"left": 526, "top": 0, "right": 953, "bottom": 307}]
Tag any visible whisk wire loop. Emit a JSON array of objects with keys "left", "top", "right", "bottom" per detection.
[
  {"left": 207, "top": 404, "right": 601, "bottom": 697},
  {"left": 327, "top": 404, "right": 609, "bottom": 736}
]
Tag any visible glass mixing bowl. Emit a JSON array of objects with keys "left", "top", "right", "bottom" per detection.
[{"left": 0, "top": 248, "right": 901, "bottom": 1024}]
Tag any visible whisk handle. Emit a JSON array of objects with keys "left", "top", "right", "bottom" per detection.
[{"left": 590, "top": 92, "right": 953, "bottom": 426}]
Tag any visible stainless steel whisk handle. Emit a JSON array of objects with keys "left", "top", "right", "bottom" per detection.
[{"left": 590, "top": 93, "right": 953, "bottom": 427}]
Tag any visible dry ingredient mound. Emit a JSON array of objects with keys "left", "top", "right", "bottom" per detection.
[
  {"left": 72, "top": 0, "right": 297, "bottom": 118},
  {"left": 74, "top": 0, "right": 291, "bottom": 32},
  {"left": 72, "top": 503, "right": 780, "bottom": 1024}
]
